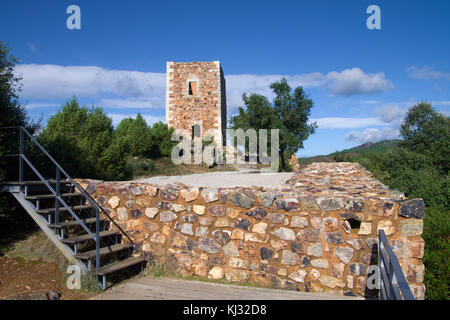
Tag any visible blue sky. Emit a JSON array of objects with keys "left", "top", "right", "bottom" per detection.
[{"left": 1, "top": 0, "right": 449, "bottom": 156}]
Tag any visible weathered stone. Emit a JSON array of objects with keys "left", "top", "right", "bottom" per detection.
[
  {"left": 222, "top": 241, "right": 239, "bottom": 257},
  {"left": 215, "top": 217, "right": 230, "bottom": 227},
  {"left": 347, "top": 275, "right": 354, "bottom": 289},
  {"left": 390, "top": 239, "right": 411, "bottom": 258},
  {"left": 208, "top": 266, "right": 224, "bottom": 279},
  {"left": 143, "top": 221, "right": 159, "bottom": 232},
  {"left": 108, "top": 196, "right": 120, "bottom": 209},
  {"left": 281, "top": 250, "right": 300, "bottom": 265},
  {"left": 252, "top": 222, "right": 268, "bottom": 234},
  {"left": 142, "top": 185, "right": 158, "bottom": 197},
  {"left": 198, "top": 238, "right": 221, "bottom": 254},
  {"left": 135, "top": 197, "right": 152, "bottom": 208},
  {"left": 377, "top": 220, "right": 397, "bottom": 236},
  {"left": 260, "top": 247, "right": 276, "bottom": 261},
  {"left": 229, "top": 257, "right": 245, "bottom": 268},
  {"left": 331, "top": 262, "right": 345, "bottom": 278},
  {"left": 199, "top": 216, "right": 213, "bottom": 226},
  {"left": 131, "top": 186, "right": 142, "bottom": 196},
  {"left": 290, "top": 240, "right": 304, "bottom": 254},
  {"left": 410, "top": 284, "right": 426, "bottom": 300},
  {"left": 180, "top": 214, "right": 197, "bottom": 223},
  {"left": 193, "top": 205, "right": 205, "bottom": 215},
  {"left": 274, "top": 198, "right": 300, "bottom": 211},
  {"left": 160, "top": 187, "right": 179, "bottom": 200},
  {"left": 400, "top": 219, "right": 423, "bottom": 236},
  {"left": 278, "top": 268, "right": 287, "bottom": 277},
  {"left": 316, "top": 198, "right": 343, "bottom": 211},
  {"left": 325, "top": 231, "right": 344, "bottom": 245},
  {"left": 334, "top": 247, "right": 354, "bottom": 264},
  {"left": 245, "top": 207, "right": 267, "bottom": 220},
  {"left": 232, "top": 218, "right": 252, "bottom": 231},
  {"left": 296, "top": 229, "right": 320, "bottom": 242},
  {"left": 346, "top": 238, "right": 365, "bottom": 251},
  {"left": 202, "top": 188, "right": 219, "bottom": 203},
  {"left": 399, "top": 199, "right": 425, "bottom": 219},
  {"left": 231, "top": 229, "right": 244, "bottom": 240},
  {"left": 156, "top": 201, "right": 172, "bottom": 210},
  {"left": 260, "top": 191, "right": 276, "bottom": 208},
  {"left": 130, "top": 208, "right": 142, "bottom": 219},
  {"left": 342, "top": 220, "right": 351, "bottom": 233},
  {"left": 144, "top": 207, "right": 159, "bottom": 219},
  {"left": 271, "top": 227, "right": 296, "bottom": 240},
  {"left": 306, "top": 242, "right": 323, "bottom": 257},
  {"left": 159, "top": 211, "right": 177, "bottom": 222},
  {"left": 344, "top": 199, "right": 364, "bottom": 212},
  {"left": 318, "top": 275, "right": 345, "bottom": 288},
  {"left": 181, "top": 223, "right": 194, "bottom": 235},
  {"left": 170, "top": 231, "right": 196, "bottom": 250},
  {"left": 267, "top": 212, "right": 285, "bottom": 224},
  {"left": 212, "top": 230, "right": 231, "bottom": 245},
  {"left": 358, "top": 222, "right": 372, "bottom": 235},
  {"left": 125, "top": 199, "right": 134, "bottom": 208},
  {"left": 270, "top": 239, "right": 288, "bottom": 251},
  {"left": 403, "top": 263, "right": 425, "bottom": 283},
  {"left": 301, "top": 256, "right": 310, "bottom": 267},
  {"left": 349, "top": 263, "right": 366, "bottom": 276},
  {"left": 290, "top": 216, "right": 308, "bottom": 228},
  {"left": 410, "top": 238, "right": 425, "bottom": 258},
  {"left": 173, "top": 221, "right": 181, "bottom": 230},
  {"left": 149, "top": 232, "right": 165, "bottom": 245},
  {"left": 195, "top": 226, "right": 209, "bottom": 237},
  {"left": 193, "top": 262, "right": 208, "bottom": 277},
  {"left": 225, "top": 269, "right": 248, "bottom": 282},
  {"left": 172, "top": 204, "right": 186, "bottom": 213},
  {"left": 226, "top": 208, "right": 241, "bottom": 219},
  {"left": 365, "top": 237, "right": 379, "bottom": 249},
  {"left": 180, "top": 188, "right": 200, "bottom": 202},
  {"left": 288, "top": 270, "right": 307, "bottom": 283},
  {"left": 323, "top": 217, "right": 338, "bottom": 232},
  {"left": 311, "top": 259, "right": 329, "bottom": 269},
  {"left": 244, "top": 233, "right": 269, "bottom": 243},
  {"left": 207, "top": 205, "right": 226, "bottom": 217},
  {"left": 117, "top": 207, "right": 128, "bottom": 220},
  {"left": 309, "top": 269, "right": 320, "bottom": 281},
  {"left": 310, "top": 216, "right": 322, "bottom": 229},
  {"left": 228, "top": 190, "right": 257, "bottom": 209}
]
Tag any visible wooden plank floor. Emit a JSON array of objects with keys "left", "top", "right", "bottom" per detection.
[{"left": 91, "top": 276, "right": 363, "bottom": 300}]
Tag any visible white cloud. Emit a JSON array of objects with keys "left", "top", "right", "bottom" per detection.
[
  {"left": 310, "top": 117, "right": 387, "bottom": 129},
  {"left": 16, "top": 64, "right": 394, "bottom": 113},
  {"left": 407, "top": 66, "right": 450, "bottom": 81},
  {"left": 325, "top": 68, "right": 394, "bottom": 96},
  {"left": 345, "top": 127, "right": 400, "bottom": 144},
  {"left": 108, "top": 113, "right": 165, "bottom": 127},
  {"left": 24, "top": 102, "right": 59, "bottom": 109}
]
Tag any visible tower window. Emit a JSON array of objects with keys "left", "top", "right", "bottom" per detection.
[
  {"left": 192, "top": 124, "right": 201, "bottom": 140},
  {"left": 188, "top": 81, "right": 197, "bottom": 96}
]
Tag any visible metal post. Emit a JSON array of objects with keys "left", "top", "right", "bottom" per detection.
[
  {"left": 96, "top": 207, "right": 100, "bottom": 272},
  {"left": 55, "top": 167, "right": 60, "bottom": 230},
  {"left": 19, "top": 127, "right": 24, "bottom": 182}
]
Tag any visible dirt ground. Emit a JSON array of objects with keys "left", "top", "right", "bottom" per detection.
[{"left": 0, "top": 255, "right": 94, "bottom": 300}]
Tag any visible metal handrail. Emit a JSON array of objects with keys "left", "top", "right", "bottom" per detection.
[{"left": 378, "top": 229, "right": 415, "bottom": 300}]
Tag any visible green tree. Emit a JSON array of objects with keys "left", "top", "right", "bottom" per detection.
[
  {"left": 230, "top": 78, "right": 317, "bottom": 171},
  {"left": 400, "top": 102, "right": 449, "bottom": 173},
  {"left": 148, "top": 121, "right": 176, "bottom": 158},
  {"left": 115, "top": 113, "right": 153, "bottom": 157}
]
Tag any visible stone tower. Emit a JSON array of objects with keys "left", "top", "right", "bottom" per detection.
[{"left": 165, "top": 61, "right": 227, "bottom": 146}]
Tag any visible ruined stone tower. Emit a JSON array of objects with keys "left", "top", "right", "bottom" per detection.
[{"left": 165, "top": 61, "right": 227, "bottom": 146}]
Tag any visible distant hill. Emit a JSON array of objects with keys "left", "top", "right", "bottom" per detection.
[{"left": 298, "top": 139, "right": 401, "bottom": 167}]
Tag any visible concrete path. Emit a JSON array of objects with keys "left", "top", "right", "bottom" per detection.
[
  {"left": 91, "top": 276, "right": 362, "bottom": 300},
  {"left": 136, "top": 170, "right": 294, "bottom": 188}
]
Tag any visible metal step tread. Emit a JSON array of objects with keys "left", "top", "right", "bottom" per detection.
[
  {"left": 25, "top": 192, "right": 82, "bottom": 200},
  {"left": 95, "top": 256, "right": 145, "bottom": 276},
  {"left": 61, "top": 230, "right": 120, "bottom": 244},
  {"left": 1, "top": 179, "right": 72, "bottom": 186},
  {"left": 49, "top": 217, "right": 106, "bottom": 228},
  {"left": 75, "top": 243, "right": 134, "bottom": 260},
  {"left": 37, "top": 204, "right": 92, "bottom": 214}
]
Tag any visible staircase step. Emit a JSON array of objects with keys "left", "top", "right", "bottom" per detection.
[
  {"left": 1, "top": 179, "right": 72, "bottom": 186},
  {"left": 94, "top": 256, "right": 146, "bottom": 276},
  {"left": 37, "top": 204, "right": 92, "bottom": 214},
  {"left": 61, "top": 230, "right": 120, "bottom": 244},
  {"left": 49, "top": 217, "right": 106, "bottom": 228},
  {"left": 25, "top": 192, "right": 82, "bottom": 200},
  {"left": 75, "top": 243, "right": 134, "bottom": 260}
]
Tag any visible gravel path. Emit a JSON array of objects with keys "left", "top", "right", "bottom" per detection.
[{"left": 136, "top": 170, "right": 294, "bottom": 188}]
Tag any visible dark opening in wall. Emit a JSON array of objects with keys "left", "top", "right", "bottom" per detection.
[
  {"left": 346, "top": 218, "right": 361, "bottom": 229},
  {"left": 191, "top": 124, "right": 200, "bottom": 140},
  {"left": 188, "top": 81, "right": 196, "bottom": 95}
]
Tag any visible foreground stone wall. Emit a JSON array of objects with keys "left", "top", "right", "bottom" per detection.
[{"left": 77, "top": 162, "right": 425, "bottom": 299}]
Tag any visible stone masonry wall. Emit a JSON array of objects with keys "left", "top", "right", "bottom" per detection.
[
  {"left": 166, "top": 61, "right": 226, "bottom": 146},
  {"left": 77, "top": 162, "right": 426, "bottom": 299}
]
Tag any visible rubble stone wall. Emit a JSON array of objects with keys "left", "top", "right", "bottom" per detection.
[{"left": 77, "top": 162, "right": 425, "bottom": 299}]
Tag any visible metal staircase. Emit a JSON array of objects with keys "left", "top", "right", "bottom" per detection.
[{"left": 0, "top": 126, "right": 145, "bottom": 290}]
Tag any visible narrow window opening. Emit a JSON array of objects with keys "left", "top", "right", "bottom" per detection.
[
  {"left": 192, "top": 124, "right": 200, "bottom": 140},
  {"left": 188, "top": 81, "right": 197, "bottom": 95}
]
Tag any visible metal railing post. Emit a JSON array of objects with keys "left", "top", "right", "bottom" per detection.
[
  {"left": 96, "top": 207, "right": 100, "bottom": 272},
  {"left": 19, "top": 127, "right": 24, "bottom": 182},
  {"left": 55, "top": 167, "right": 60, "bottom": 229}
]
